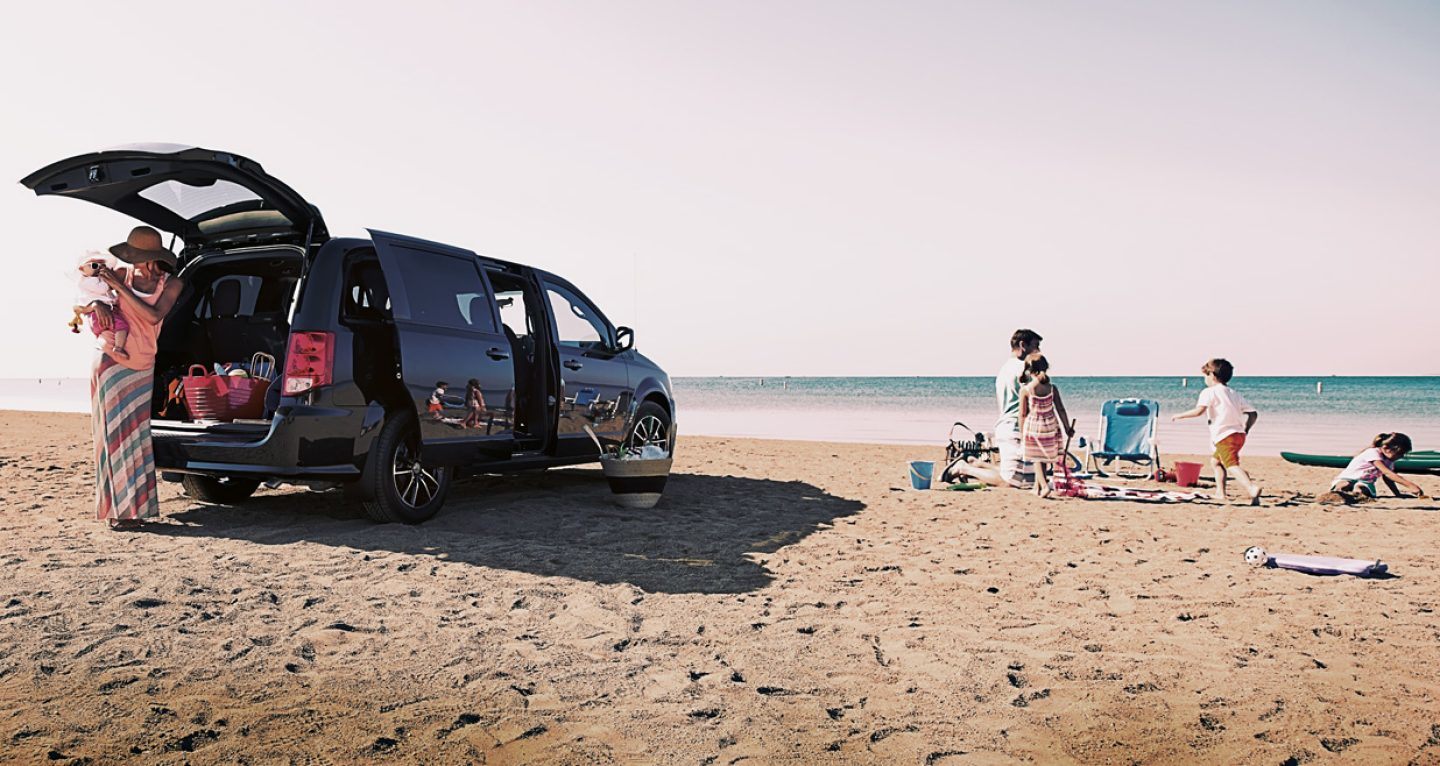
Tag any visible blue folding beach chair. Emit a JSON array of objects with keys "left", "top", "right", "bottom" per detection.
[{"left": 1085, "top": 398, "right": 1160, "bottom": 478}]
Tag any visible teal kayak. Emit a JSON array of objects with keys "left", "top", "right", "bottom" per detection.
[{"left": 1281, "top": 450, "right": 1440, "bottom": 475}]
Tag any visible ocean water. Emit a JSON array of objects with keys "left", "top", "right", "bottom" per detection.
[
  {"left": 0, "top": 378, "right": 92, "bottom": 414},
  {"left": 4, "top": 376, "right": 1438, "bottom": 456},
  {"left": 673, "top": 376, "right": 1440, "bottom": 456}
]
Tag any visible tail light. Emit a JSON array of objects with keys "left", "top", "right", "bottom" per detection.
[{"left": 282, "top": 331, "right": 334, "bottom": 396}]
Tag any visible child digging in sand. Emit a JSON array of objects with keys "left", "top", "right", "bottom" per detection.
[
  {"left": 1327, "top": 432, "right": 1428, "bottom": 501},
  {"left": 1172, "top": 358, "right": 1262, "bottom": 505}
]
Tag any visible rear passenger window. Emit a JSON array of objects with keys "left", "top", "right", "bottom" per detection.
[
  {"left": 385, "top": 247, "right": 497, "bottom": 333},
  {"left": 344, "top": 259, "right": 393, "bottom": 321}
]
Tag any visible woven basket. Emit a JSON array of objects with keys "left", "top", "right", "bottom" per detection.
[
  {"left": 600, "top": 456, "right": 673, "bottom": 509},
  {"left": 182, "top": 365, "right": 229, "bottom": 421}
]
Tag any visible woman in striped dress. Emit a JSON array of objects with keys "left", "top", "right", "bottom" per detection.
[
  {"left": 88, "top": 227, "right": 185, "bottom": 529},
  {"left": 1019, "top": 355, "right": 1073, "bottom": 498}
]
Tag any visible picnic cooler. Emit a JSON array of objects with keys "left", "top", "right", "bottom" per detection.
[{"left": 182, "top": 353, "right": 275, "bottom": 421}]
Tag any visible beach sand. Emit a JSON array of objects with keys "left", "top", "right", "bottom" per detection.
[{"left": 2, "top": 410, "right": 1438, "bottom": 764}]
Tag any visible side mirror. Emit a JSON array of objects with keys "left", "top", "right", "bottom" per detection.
[{"left": 615, "top": 326, "right": 634, "bottom": 351}]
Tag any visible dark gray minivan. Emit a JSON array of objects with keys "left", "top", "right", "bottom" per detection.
[{"left": 23, "top": 144, "right": 675, "bottom": 523}]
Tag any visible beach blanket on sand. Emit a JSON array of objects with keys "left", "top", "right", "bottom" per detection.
[{"left": 1052, "top": 475, "right": 1202, "bottom": 503}]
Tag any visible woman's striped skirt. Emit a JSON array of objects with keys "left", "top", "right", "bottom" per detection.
[{"left": 91, "top": 354, "right": 158, "bottom": 521}]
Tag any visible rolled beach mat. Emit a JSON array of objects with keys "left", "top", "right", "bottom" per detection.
[{"left": 601, "top": 456, "right": 674, "bottom": 509}]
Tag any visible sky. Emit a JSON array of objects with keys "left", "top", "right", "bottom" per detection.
[{"left": 1, "top": 1, "right": 1436, "bottom": 378}]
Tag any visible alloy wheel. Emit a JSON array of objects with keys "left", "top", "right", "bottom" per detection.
[
  {"left": 625, "top": 414, "right": 668, "bottom": 452},
  {"left": 392, "top": 438, "right": 440, "bottom": 508}
]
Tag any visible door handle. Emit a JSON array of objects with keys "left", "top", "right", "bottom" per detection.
[
  {"left": 486, "top": 348, "right": 511, "bottom": 361},
  {"left": 563, "top": 360, "right": 584, "bottom": 371}
]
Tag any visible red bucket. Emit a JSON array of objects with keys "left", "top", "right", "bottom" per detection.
[{"left": 1173, "top": 461, "right": 1203, "bottom": 487}]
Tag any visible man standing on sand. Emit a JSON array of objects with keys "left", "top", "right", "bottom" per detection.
[{"left": 995, "top": 329, "right": 1042, "bottom": 487}]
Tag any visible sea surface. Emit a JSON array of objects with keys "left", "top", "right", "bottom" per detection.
[
  {"left": 673, "top": 376, "right": 1440, "bottom": 456},
  {"left": 4, "top": 376, "right": 1437, "bottom": 457}
]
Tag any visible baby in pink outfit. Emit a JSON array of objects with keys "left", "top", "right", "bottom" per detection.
[{"left": 70, "top": 251, "right": 130, "bottom": 359}]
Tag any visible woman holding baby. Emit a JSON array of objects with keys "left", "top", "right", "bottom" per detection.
[{"left": 85, "top": 226, "right": 185, "bottom": 529}]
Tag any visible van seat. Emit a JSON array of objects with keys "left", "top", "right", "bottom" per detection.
[{"left": 205, "top": 278, "right": 286, "bottom": 363}]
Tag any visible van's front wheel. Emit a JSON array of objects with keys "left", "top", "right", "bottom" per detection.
[
  {"left": 623, "top": 401, "right": 673, "bottom": 454},
  {"left": 362, "top": 414, "right": 451, "bottom": 524}
]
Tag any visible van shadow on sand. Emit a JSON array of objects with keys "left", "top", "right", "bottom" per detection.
[{"left": 151, "top": 470, "right": 866, "bottom": 594}]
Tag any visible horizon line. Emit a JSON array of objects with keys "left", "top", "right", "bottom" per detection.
[{"left": 5, "top": 373, "right": 1438, "bottom": 381}]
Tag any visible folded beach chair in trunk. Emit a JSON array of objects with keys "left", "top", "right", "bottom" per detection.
[{"left": 1084, "top": 398, "right": 1160, "bottom": 478}]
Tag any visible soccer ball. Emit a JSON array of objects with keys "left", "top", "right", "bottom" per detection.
[{"left": 1243, "top": 546, "right": 1268, "bottom": 567}]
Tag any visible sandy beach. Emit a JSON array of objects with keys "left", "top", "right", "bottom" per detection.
[{"left": 2, "top": 409, "right": 1438, "bottom": 764}]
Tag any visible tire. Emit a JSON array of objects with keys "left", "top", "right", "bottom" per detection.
[
  {"left": 361, "top": 413, "right": 451, "bottom": 524},
  {"left": 623, "top": 400, "right": 673, "bottom": 454},
  {"left": 181, "top": 475, "right": 261, "bottom": 504}
]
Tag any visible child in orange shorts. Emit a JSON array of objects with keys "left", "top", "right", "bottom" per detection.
[
  {"left": 428, "top": 381, "right": 448, "bottom": 420},
  {"left": 1172, "top": 358, "right": 1261, "bottom": 505}
]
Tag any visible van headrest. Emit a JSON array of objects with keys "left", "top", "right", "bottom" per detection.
[{"left": 211, "top": 279, "right": 242, "bottom": 316}]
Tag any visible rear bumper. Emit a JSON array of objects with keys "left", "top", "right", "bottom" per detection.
[{"left": 153, "top": 403, "right": 375, "bottom": 481}]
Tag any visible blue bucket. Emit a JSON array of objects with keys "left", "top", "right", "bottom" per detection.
[{"left": 909, "top": 460, "right": 934, "bottom": 490}]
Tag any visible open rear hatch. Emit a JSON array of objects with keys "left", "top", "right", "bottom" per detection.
[
  {"left": 21, "top": 145, "right": 324, "bottom": 432},
  {"left": 19, "top": 143, "right": 327, "bottom": 256}
]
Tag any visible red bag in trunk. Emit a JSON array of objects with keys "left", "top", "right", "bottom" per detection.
[{"left": 183, "top": 364, "right": 230, "bottom": 421}]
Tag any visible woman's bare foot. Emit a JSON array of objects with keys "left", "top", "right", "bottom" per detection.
[
  {"left": 1247, "top": 487, "right": 1262, "bottom": 506},
  {"left": 1212, "top": 492, "right": 1228, "bottom": 503},
  {"left": 108, "top": 518, "right": 145, "bottom": 530}
]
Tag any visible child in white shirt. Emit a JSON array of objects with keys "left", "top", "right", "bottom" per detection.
[
  {"left": 428, "top": 381, "right": 448, "bottom": 421},
  {"left": 1331, "top": 432, "right": 1427, "bottom": 499},
  {"left": 1172, "top": 358, "right": 1261, "bottom": 505}
]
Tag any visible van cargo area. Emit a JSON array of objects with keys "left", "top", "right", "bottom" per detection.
[{"left": 151, "top": 247, "right": 302, "bottom": 426}]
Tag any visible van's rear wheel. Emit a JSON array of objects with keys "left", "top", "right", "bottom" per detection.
[
  {"left": 181, "top": 475, "right": 260, "bottom": 504},
  {"left": 362, "top": 413, "right": 450, "bottom": 524},
  {"left": 623, "top": 401, "right": 672, "bottom": 454}
]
